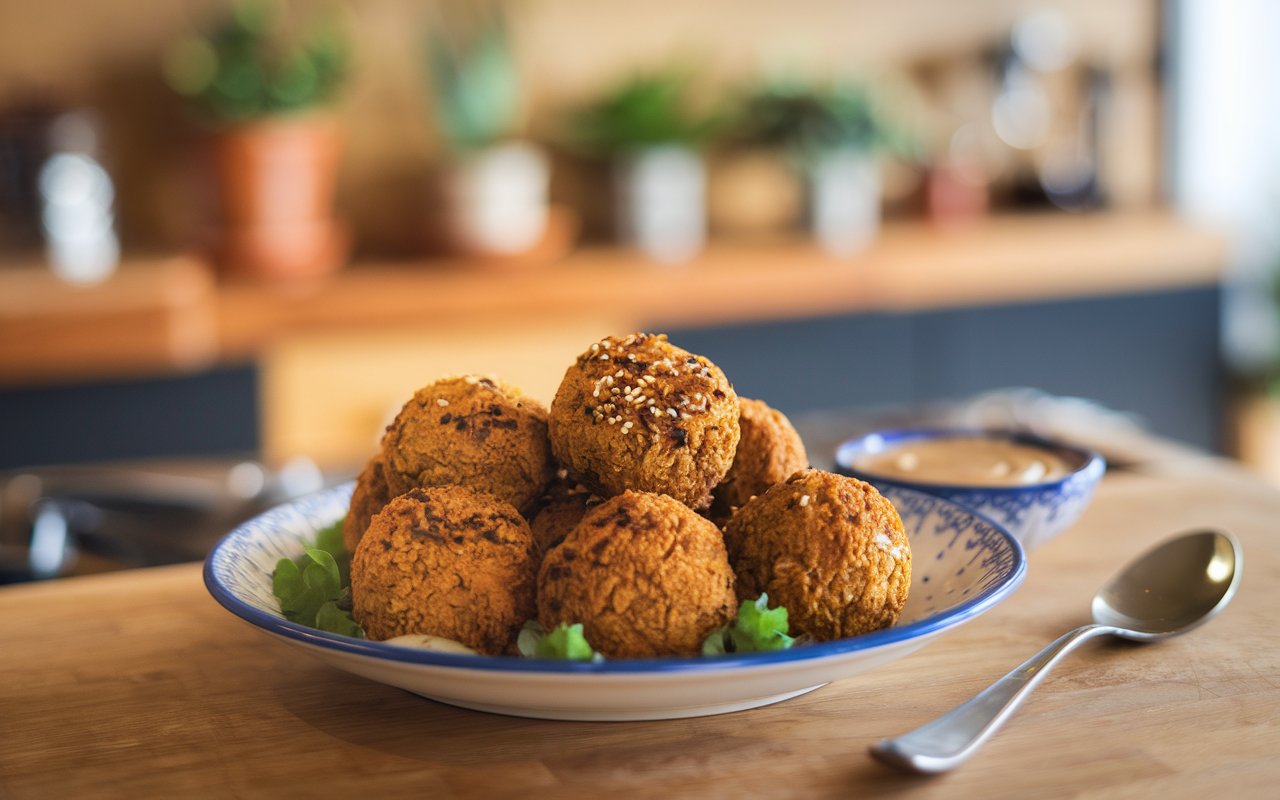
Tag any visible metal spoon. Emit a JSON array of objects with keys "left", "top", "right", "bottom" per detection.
[{"left": 870, "top": 529, "right": 1243, "bottom": 774}]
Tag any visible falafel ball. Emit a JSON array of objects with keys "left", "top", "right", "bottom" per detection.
[
  {"left": 710, "top": 397, "right": 808, "bottom": 524},
  {"left": 528, "top": 481, "right": 598, "bottom": 556},
  {"left": 725, "top": 469, "right": 911, "bottom": 641},
  {"left": 382, "top": 375, "right": 554, "bottom": 514},
  {"left": 343, "top": 452, "right": 394, "bottom": 554},
  {"left": 549, "top": 333, "right": 740, "bottom": 510},
  {"left": 351, "top": 485, "right": 537, "bottom": 654},
  {"left": 538, "top": 491, "right": 737, "bottom": 658}
]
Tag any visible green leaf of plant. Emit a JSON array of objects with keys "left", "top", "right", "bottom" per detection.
[
  {"left": 271, "top": 523, "right": 362, "bottom": 638},
  {"left": 315, "top": 601, "right": 364, "bottom": 638},
  {"left": 702, "top": 594, "right": 796, "bottom": 656},
  {"left": 517, "top": 621, "right": 602, "bottom": 662},
  {"left": 303, "top": 547, "right": 341, "bottom": 595},
  {"left": 272, "top": 557, "right": 302, "bottom": 610}
]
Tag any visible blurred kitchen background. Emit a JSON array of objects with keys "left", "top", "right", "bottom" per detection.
[{"left": 2, "top": 0, "right": 1279, "bottom": 581}]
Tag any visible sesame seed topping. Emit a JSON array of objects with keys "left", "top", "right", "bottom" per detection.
[
  {"left": 464, "top": 375, "right": 479, "bottom": 384},
  {"left": 608, "top": 417, "right": 617, "bottom": 425},
  {"left": 799, "top": 495, "right": 811, "bottom": 507},
  {"left": 614, "top": 369, "right": 624, "bottom": 378},
  {"left": 599, "top": 354, "right": 610, "bottom": 360},
  {"left": 591, "top": 343, "right": 600, "bottom": 352},
  {"left": 667, "top": 408, "right": 678, "bottom": 418},
  {"left": 556, "top": 468, "right": 568, "bottom": 480},
  {"left": 436, "top": 398, "right": 449, "bottom": 407}
]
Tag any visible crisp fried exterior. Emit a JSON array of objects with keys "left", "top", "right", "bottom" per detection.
[
  {"left": 548, "top": 333, "right": 740, "bottom": 510},
  {"left": 527, "top": 484, "right": 597, "bottom": 557},
  {"left": 343, "top": 452, "right": 394, "bottom": 554},
  {"left": 537, "top": 491, "right": 737, "bottom": 658},
  {"left": 382, "top": 375, "right": 554, "bottom": 514},
  {"left": 725, "top": 469, "right": 911, "bottom": 641},
  {"left": 710, "top": 397, "right": 808, "bottom": 524},
  {"left": 350, "top": 486, "right": 537, "bottom": 655}
]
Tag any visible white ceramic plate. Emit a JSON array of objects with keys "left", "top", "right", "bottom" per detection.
[{"left": 204, "top": 483, "right": 1025, "bottom": 721}]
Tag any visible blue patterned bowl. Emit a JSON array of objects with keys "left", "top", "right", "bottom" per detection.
[
  {"left": 204, "top": 482, "right": 1025, "bottom": 721},
  {"left": 835, "top": 428, "right": 1105, "bottom": 552}
]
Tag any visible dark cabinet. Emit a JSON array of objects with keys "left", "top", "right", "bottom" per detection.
[{"left": 669, "top": 286, "right": 1222, "bottom": 451}]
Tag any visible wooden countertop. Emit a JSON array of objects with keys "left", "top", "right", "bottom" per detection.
[
  {"left": 2, "top": 439, "right": 1277, "bottom": 798},
  {"left": 0, "top": 211, "right": 1226, "bottom": 387}
]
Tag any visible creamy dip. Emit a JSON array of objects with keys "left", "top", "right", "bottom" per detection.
[
  {"left": 385, "top": 634, "right": 479, "bottom": 655},
  {"left": 855, "top": 435, "right": 1073, "bottom": 486}
]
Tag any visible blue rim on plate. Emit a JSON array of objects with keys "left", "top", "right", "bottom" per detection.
[
  {"left": 204, "top": 482, "right": 1027, "bottom": 675},
  {"left": 834, "top": 427, "right": 1106, "bottom": 495}
]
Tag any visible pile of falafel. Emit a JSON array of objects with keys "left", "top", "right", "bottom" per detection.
[{"left": 344, "top": 333, "right": 912, "bottom": 659}]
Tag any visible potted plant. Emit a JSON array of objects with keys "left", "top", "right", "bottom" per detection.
[
  {"left": 164, "top": 0, "right": 348, "bottom": 280},
  {"left": 569, "top": 69, "right": 719, "bottom": 263},
  {"left": 735, "top": 78, "right": 900, "bottom": 255},
  {"left": 424, "top": 3, "right": 555, "bottom": 259}
]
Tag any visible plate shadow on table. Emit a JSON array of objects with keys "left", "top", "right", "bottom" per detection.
[{"left": 269, "top": 666, "right": 950, "bottom": 795}]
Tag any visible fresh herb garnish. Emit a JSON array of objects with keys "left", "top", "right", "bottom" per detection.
[
  {"left": 517, "top": 621, "right": 603, "bottom": 662},
  {"left": 702, "top": 594, "right": 796, "bottom": 655},
  {"left": 272, "top": 518, "right": 364, "bottom": 638}
]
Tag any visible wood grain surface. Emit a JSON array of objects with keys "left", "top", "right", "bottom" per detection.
[{"left": 2, "top": 445, "right": 1277, "bottom": 799}]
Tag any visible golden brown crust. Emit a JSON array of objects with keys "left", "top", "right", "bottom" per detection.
[
  {"left": 725, "top": 469, "right": 911, "bottom": 641},
  {"left": 381, "top": 375, "right": 554, "bottom": 514},
  {"left": 350, "top": 486, "right": 537, "bottom": 655},
  {"left": 527, "top": 484, "right": 598, "bottom": 557},
  {"left": 343, "top": 453, "right": 394, "bottom": 554},
  {"left": 710, "top": 398, "right": 808, "bottom": 524},
  {"left": 537, "top": 491, "right": 737, "bottom": 658},
  {"left": 548, "top": 333, "right": 740, "bottom": 510}
]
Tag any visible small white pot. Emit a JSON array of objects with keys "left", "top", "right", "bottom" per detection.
[
  {"left": 443, "top": 141, "right": 549, "bottom": 255},
  {"left": 615, "top": 145, "right": 706, "bottom": 264},
  {"left": 809, "top": 149, "right": 881, "bottom": 256}
]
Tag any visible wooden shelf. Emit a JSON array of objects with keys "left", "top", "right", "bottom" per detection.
[
  {"left": 0, "top": 211, "right": 1227, "bottom": 388},
  {"left": 0, "top": 254, "right": 218, "bottom": 387}
]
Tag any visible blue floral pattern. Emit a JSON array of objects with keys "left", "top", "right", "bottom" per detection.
[
  {"left": 836, "top": 429, "right": 1105, "bottom": 551},
  {"left": 203, "top": 483, "right": 1024, "bottom": 679}
]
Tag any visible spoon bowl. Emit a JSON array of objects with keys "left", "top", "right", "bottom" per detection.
[
  {"left": 871, "top": 529, "right": 1243, "bottom": 773},
  {"left": 1093, "top": 530, "right": 1241, "bottom": 638}
]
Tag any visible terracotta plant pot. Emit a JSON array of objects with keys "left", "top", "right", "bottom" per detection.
[{"left": 210, "top": 114, "right": 348, "bottom": 280}]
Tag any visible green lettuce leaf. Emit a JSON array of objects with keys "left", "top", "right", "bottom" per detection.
[
  {"left": 517, "top": 621, "right": 603, "bottom": 662},
  {"left": 702, "top": 594, "right": 796, "bottom": 656},
  {"left": 272, "top": 518, "right": 364, "bottom": 638}
]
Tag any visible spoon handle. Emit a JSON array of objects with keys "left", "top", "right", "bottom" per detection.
[{"left": 869, "top": 623, "right": 1113, "bottom": 774}]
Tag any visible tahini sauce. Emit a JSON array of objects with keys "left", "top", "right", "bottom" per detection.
[{"left": 856, "top": 436, "right": 1072, "bottom": 486}]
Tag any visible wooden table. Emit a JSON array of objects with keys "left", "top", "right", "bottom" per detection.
[{"left": 2, "top": 442, "right": 1278, "bottom": 799}]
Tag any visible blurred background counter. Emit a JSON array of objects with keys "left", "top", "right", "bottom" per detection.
[
  {"left": 4, "top": 0, "right": 1280, "bottom": 580},
  {"left": 1, "top": 209, "right": 1224, "bottom": 471}
]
